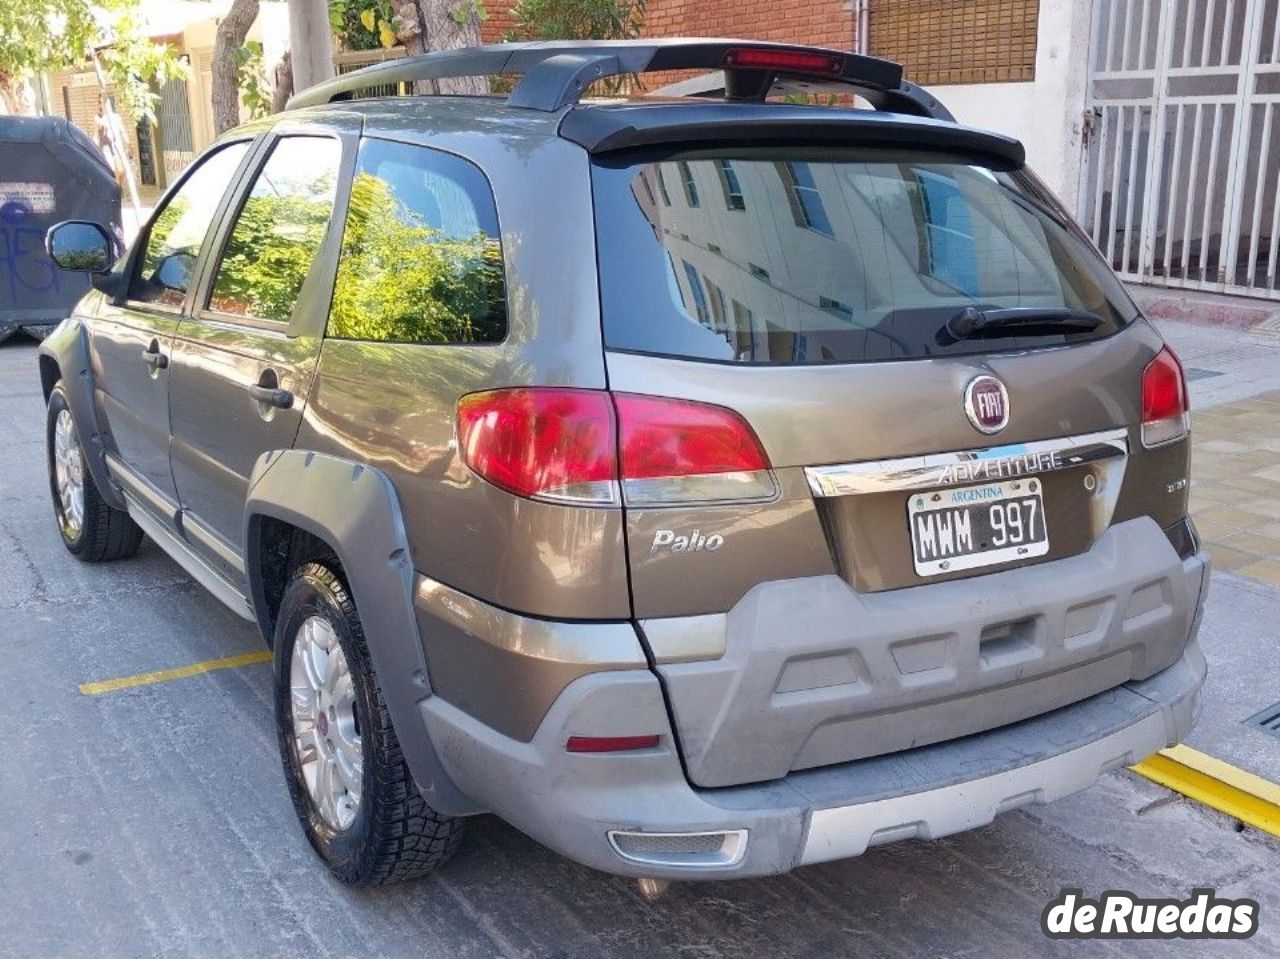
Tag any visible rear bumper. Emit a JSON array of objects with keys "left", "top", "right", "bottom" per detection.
[
  {"left": 655, "top": 517, "right": 1207, "bottom": 787},
  {"left": 420, "top": 614, "right": 1206, "bottom": 879}
]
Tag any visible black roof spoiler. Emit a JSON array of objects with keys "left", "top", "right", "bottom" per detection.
[
  {"left": 559, "top": 103, "right": 1025, "bottom": 169},
  {"left": 286, "top": 39, "right": 953, "bottom": 121}
]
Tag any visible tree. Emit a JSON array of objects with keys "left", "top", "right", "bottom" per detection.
[
  {"left": 394, "top": 1, "right": 487, "bottom": 93},
  {"left": 505, "top": 0, "right": 645, "bottom": 41},
  {"left": 0, "top": 0, "right": 185, "bottom": 118},
  {"left": 211, "top": 0, "right": 260, "bottom": 134}
]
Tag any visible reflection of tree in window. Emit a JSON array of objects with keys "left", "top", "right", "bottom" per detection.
[
  {"left": 677, "top": 161, "right": 699, "bottom": 207},
  {"left": 132, "top": 142, "right": 250, "bottom": 307},
  {"left": 327, "top": 142, "right": 506, "bottom": 344},
  {"left": 717, "top": 160, "right": 746, "bottom": 211},
  {"left": 778, "top": 161, "right": 833, "bottom": 236},
  {"left": 208, "top": 138, "right": 341, "bottom": 322}
]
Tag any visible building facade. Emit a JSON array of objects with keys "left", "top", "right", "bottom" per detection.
[{"left": 485, "top": 0, "right": 1280, "bottom": 301}]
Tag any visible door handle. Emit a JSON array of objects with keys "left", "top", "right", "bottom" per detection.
[
  {"left": 247, "top": 383, "right": 294, "bottom": 409},
  {"left": 141, "top": 345, "right": 168, "bottom": 370}
]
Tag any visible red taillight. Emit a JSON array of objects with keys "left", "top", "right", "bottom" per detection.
[
  {"left": 566, "top": 735, "right": 660, "bottom": 753},
  {"left": 1141, "top": 346, "right": 1189, "bottom": 447},
  {"left": 614, "top": 393, "right": 770, "bottom": 479},
  {"left": 722, "top": 47, "right": 845, "bottom": 76},
  {"left": 457, "top": 389, "right": 777, "bottom": 506},
  {"left": 456, "top": 388, "right": 618, "bottom": 505}
]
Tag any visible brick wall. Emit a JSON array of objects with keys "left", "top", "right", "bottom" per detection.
[{"left": 481, "top": 0, "right": 854, "bottom": 50}]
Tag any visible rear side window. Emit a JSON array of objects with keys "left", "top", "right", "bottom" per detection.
[
  {"left": 207, "top": 136, "right": 342, "bottom": 323},
  {"left": 327, "top": 137, "right": 506, "bottom": 344},
  {"left": 591, "top": 147, "right": 1137, "bottom": 364},
  {"left": 129, "top": 141, "right": 250, "bottom": 307}
]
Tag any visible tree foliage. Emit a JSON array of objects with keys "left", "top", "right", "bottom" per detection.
[
  {"left": 0, "top": 0, "right": 186, "bottom": 118},
  {"left": 209, "top": 175, "right": 338, "bottom": 322},
  {"left": 329, "top": 172, "right": 504, "bottom": 343},
  {"left": 329, "top": 0, "right": 399, "bottom": 51},
  {"left": 234, "top": 40, "right": 271, "bottom": 121},
  {"left": 505, "top": 0, "right": 645, "bottom": 41}
]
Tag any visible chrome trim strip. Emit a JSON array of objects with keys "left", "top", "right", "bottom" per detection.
[
  {"left": 120, "top": 491, "right": 256, "bottom": 621},
  {"left": 804, "top": 428, "right": 1130, "bottom": 497}
]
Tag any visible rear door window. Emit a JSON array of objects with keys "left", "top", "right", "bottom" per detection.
[
  {"left": 591, "top": 147, "right": 1137, "bottom": 364},
  {"left": 326, "top": 137, "right": 506, "bottom": 344}
]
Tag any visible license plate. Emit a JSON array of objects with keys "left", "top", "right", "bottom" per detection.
[{"left": 908, "top": 479, "right": 1049, "bottom": 577}]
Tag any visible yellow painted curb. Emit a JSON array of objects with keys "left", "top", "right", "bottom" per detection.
[
  {"left": 79, "top": 649, "right": 273, "bottom": 696},
  {"left": 1131, "top": 744, "right": 1280, "bottom": 838}
]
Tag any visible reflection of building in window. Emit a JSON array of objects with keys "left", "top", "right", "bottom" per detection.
[
  {"left": 819, "top": 296, "right": 854, "bottom": 317},
  {"left": 704, "top": 276, "right": 728, "bottom": 329},
  {"left": 731, "top": 300, "right": 756, "bottom": 361},
  {"left": 778, "top": 161, "right": 833, "bottom": 236},
  {"left": 681, "top": 259, "right": 710, "bottom": 322},
  {"left": 717, "top": 159, "right": 746, "bottom": 211},
  {"left": 677, "top": 161, "right": 700, "bottom": 207},
  {"left": 637, "top": 170, "right": 657, "bottom": 207},
  {"left": 656, "top": 167, "right": 671, "bottom": 206},
  {"left": 915, "top": 170, "right": 979, "bottom": 295}
]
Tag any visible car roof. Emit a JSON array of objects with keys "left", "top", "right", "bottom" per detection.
[{"left": 268, "top": 94, "right": 1025, "bottom": 172}]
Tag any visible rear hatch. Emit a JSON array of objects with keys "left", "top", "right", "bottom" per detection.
[{"left": 589, "top": 127, "right": 1194, "bottom": 787}]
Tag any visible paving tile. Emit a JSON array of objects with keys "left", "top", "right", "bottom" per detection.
[
  {"left": 1217, "top": 474, "right": 1280, "bottom": 496},
  {"left": 1195, "top": 439, "right": 1256, "bottom": 454},
  {"left": 1235, "top": 559, "right": 1280, "bottom": 588},
  {"left": 1205, "top": 543, "right": 1258, "bottom": 572},
  {"left": 1191, "top": 505, "right": 1276, "bottom": 531},
  {"left": 1220, "top": 530, "right": 1280, "bottom": 559}
]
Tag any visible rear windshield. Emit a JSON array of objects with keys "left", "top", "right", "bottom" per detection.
[{"left": 591, "top": 147, "right": 1136, "bottom": 364}]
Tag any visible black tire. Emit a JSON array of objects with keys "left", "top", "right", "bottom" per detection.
[
  {"left": 274, "top": 561, "right": 464, "bottom": 885},
  {"left": 46, "top": 383, "right": 143, "bottom": 562}
]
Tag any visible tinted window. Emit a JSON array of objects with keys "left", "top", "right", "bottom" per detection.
[
  {"left": 130, "top": 141, "right": 250, "bottom": 307},
  {"left": 207, "top": 136, "right": 341, "bottom": 323},
  {"left": 592, "top": 148, "right": 1136, "bottom": 364},
  {"left": 327, "top": 138, "right": 506, "bottom": 344}
]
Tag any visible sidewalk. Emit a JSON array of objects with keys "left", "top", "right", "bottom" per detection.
[{"left": 1148, "top": 316, "right": 1280, "bottom": 788}]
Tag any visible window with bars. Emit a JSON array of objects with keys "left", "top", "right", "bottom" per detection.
[{"left": 869, "top": 0, "right": 1041, "bottom": 85}]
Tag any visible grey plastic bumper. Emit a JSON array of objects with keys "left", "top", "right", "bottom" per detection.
[{"left": 421, "top": 616, "right": 1206, "bottom": 880}]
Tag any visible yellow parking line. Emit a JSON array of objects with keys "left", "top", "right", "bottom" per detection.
[
  {"left": 79, "top": 650, "right": 272, "bottom": 696},
  {"left": 1131, "top": 744, "right": 1280, "bottom": 839}
]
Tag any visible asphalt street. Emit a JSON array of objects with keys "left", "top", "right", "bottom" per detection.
[{"left": 1, "top": 333, "right": 1278, "bottom": 958}]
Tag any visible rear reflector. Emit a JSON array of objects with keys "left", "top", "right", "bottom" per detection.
[
  {"left": 566, "top": 735, "right": 659, "bottom": 753},
  {"left": 1141, "top": 346, "right": 1189, "bottom": 447},
  {"left": 456, "top": 389, "right": 777, "bottom": 507},
  {"left": 722, "top": 47, "right": 844, "bottom": 76}
]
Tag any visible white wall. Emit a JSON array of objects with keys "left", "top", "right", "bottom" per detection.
[{"left": 928, "top": 0, "right": 1094, "bottom": 212}]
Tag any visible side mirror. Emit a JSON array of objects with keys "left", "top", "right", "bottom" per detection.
[{"left": 46, "top": 220, "right": 114, "bottom": 274}]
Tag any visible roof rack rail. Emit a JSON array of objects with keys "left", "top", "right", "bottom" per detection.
[{"left": 286, "top": 39, "right": 954, "bottom": 122}]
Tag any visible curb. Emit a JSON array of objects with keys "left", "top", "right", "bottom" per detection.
[{"left": 1131, "top": 745, "right": 1280, "bottom": 838}]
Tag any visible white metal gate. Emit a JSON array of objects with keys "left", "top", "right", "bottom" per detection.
[{"left": 1081, "top": 0, "right": 1280, "bottom": 299}]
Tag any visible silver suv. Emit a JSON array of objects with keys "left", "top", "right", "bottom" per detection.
[{"left": 40, "top": 40, "right": 1207, "bottom": 884}]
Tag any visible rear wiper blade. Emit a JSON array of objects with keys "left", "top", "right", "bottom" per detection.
[{"left": 940, "top": 306, "right": 1103, "bottom": 344}]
